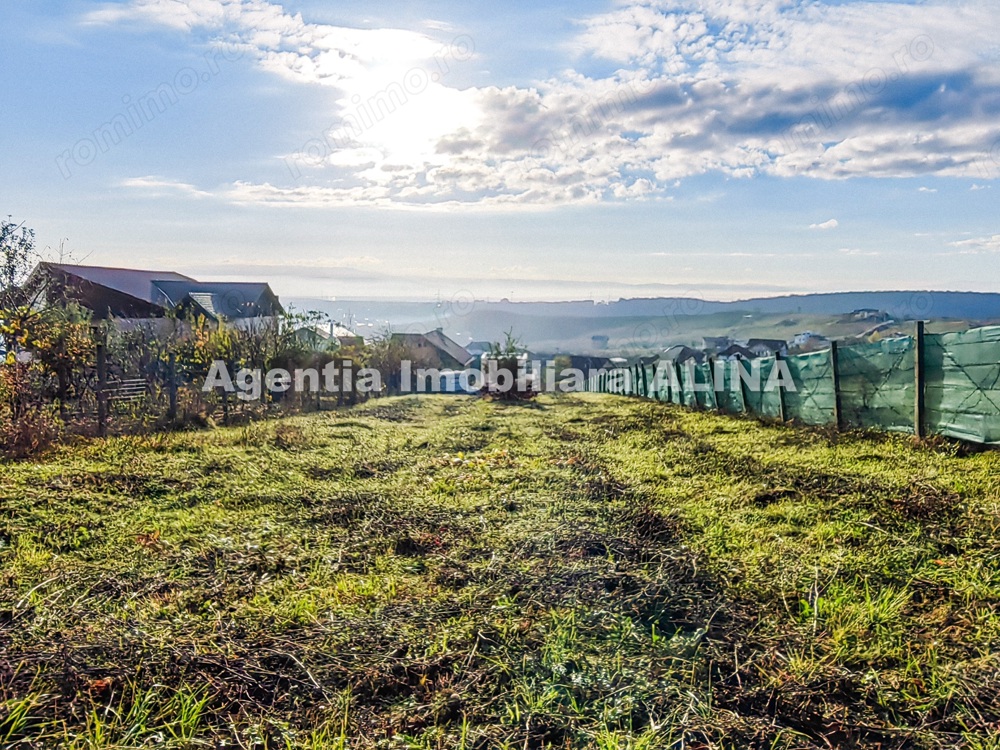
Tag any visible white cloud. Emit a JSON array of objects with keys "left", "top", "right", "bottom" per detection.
[
  {"left": 809, "top": 219, "right": 839, "bottom": 230},
  {"left": 92, "top": 0, "right": 1000, "bottom": 207},
  {"left": 120, "top": 176, "right": 210, "bottom": 197},
  {"left": 947, "top": 234, "right": 1000, "bottom": 254},
  {"left": 918, "top": 186, "right": 938, "bottom": 193}
]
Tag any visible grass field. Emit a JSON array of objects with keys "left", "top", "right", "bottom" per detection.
[{"left": 2, "top": 394, "right": 999, "bottom": 749}]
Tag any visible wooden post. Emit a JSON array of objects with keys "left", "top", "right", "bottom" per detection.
[
  {"left": 913, "top": 321, "right": 926, "bottom": 439},
  {"left": 775, "top": 352, "right": 787, "bottom": 423},
  {"left": 707, "top": 356, "right": 718, "bottom": 411},
  {"left": 829, "top": 342, "right": 842, "bottom": 430},
  {"left": 96, "top": 341, "right": 108, "bottom": 438},
  {"left": 167, "top": 353, "right": 178, "bottom": 421}
]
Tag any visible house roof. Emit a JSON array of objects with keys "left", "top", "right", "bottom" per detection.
[
  {"left": 332, "top": 323, "right": 361, "bottom": 339},
  {"left": 45, "top": 263, "right": 195, "bottom": 304},
  {"left": 392, "top": 330, "right": 474, "bottom": 367},
  {"left": 152, "top": 280, "right": 280, "bottom": 320},
  {"left": 718, "top": 344, "right": 756, "bottom": 359},
  {"left": 422, "top": 329, "right": 474, "bottom": 367},
  {"left": 746, "top": 338, "right": 788, "bottom": 351},
  {"left": 660, "top": 345, "right": 705, "bottom": 364}
]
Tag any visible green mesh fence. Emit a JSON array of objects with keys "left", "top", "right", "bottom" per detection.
[
  {"left": 836, "top": 338, "right": 915, "bottom": 433},
  {"left": 716, "top": 360, "right": 746, "bottom": 414},
  {"left": 694, "top": 362, "right": 717, "bottom": 410},
  {"left": 783, "top": 349, "right": 837, "bottom": 426},
  {"left": 739, "top": 358, "right": 783, "bottom": 421},
  {"left": 677, "top": 363, "right": 698, "bottom": 409},
  {"left": 590, "top": 324, "right": 1000, "bottom": 446},
  {"left": 925, "top": 327, "right": 1000, "bottom": 444}
]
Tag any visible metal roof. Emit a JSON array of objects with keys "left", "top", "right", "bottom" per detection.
[
  {"left": 47, "top": 263, "right": 195, "bottom": 304},
  {"left": 422, "top": 329, "right": 474, "bottom": 367},
  {"left": 152, "top": 281, "right": 281, "bottom": 319}
]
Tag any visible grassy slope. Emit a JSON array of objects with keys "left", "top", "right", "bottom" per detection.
[{"left": 1, "top": 395, "right": 999, "bottom": 749}]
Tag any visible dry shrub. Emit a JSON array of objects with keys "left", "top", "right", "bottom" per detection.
[{"left": 0, "top": 363, "right": 62, "bottom": 459}]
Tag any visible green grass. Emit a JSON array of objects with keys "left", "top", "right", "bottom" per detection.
[{"left": 1, "top": 394, "right": 999, "bottom": 748}]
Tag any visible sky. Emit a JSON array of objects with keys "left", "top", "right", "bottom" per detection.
[{"left": 3, "top": 0, "right": 1000, "bottom": 303}]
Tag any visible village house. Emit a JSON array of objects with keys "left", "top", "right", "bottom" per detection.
[
  {"left": 25, "top": 262, "right": 283, "bottom": 328},
  {"left": 294, "top": 322, "right": 364, "bottom": 350},
  {"left": 390, "top": 328, "right": 475, "bottom": 370},
  {"left": 745, "top": 338, "right": 789, "bottom": 358},
  {"left": 792, "top": 331, "right": 830, "bottom": 351},
  {"left": 717, "top": 343, "right": 756, "bottom": 360},
  {"left": 660, "top": 344, "right": 706, "bottom": 365}
]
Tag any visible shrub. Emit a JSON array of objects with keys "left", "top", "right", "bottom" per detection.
[{"left": 0, "top": 363, "right": 61, "bottom": 458}]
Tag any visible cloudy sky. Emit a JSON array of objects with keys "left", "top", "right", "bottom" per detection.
[{"left": 3, "top": 0, "right": 1000, "bottom": 301}]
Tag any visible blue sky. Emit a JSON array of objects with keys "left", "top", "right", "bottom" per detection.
[{"left": 3, "top": 0, "right": 1000, "bottom": 302}]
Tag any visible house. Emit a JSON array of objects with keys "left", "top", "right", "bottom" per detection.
[
  {"left": 660, "top": 344, "right": 706, "bottom": 365},
  {"left": 792, "top": 331, "right": 830, "bottom": 350},
  {"left": 564, "top": 354, "right": 613, "bottom": 372},
  {"left": 294, "top": 322, "right": 364, "bottom": 351},
  {"left": 465, "top": 340, "right": 493, "bottom": 357},
  {"left": 849, "top": 308, "right": 891, "bottom": 323},
  {"left": 745, "top": 338, "right": 789, "bottom": 358},
  {"left": 591, "top": 335, "right": 610, "bottom": 350},
  {"left": 25, "top": 263, "right": 283, "bottom": 326},
  {"left": 391, "top": 328, "right": 474, "bottom": 369},
  {"left": 702, "top": 336, "right": 733, "bottom": 353},
  {"left": 717, "top": 343, "right": 756, "bottom": 360}
]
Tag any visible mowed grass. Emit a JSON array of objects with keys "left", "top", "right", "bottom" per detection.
[{"left": 1, "top": 394, "right": 999, "bottom": 749}]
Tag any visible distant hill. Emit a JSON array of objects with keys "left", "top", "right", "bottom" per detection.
[{"left": 288, "top": 291, "right": 1000, "bottom": 354}]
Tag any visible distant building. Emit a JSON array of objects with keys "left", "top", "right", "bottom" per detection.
[
  {"left": 591, "top": 334, "right": 610, "bottom": 350},
  {"left": 702, "top": 336, "right": 733, "bottom": 353},
  {"left": 792, "top": 331, "right": 830, "bottom": 351},
  {"left": 466, "top": 340, "right": 493, "bottom": 357},
  {"left": 717, "top": 343, "right": 756, "bottom": 360},
  {"left": 746, "top": 338, "right": 789, "bottom": 357},
  {"left": 660, "top": 344, "right": 706, "bottom": 365},
  {"left": 849, "top": 308, "right": 891, "bottom": 322},
  {"left": 565, "top": 354, "right": 613, "bottom": 371},
  {"left": 294, "top": 322, "right": 364, "bottom": 351},
  {"left": 391, "top": 328, "right": 475, "bottom": 369},
  {"left": 25, "top": 262, "right": 283, "bottom": 327}
]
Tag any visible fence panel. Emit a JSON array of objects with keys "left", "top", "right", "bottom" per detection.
[
  {"left": 836, "top": 338, "right": 915, "bottom": 433},
  {"left": 760, "top": 358, "right": 784, "bottom": 420},
  {"left": 716, "top": 360, "right": 745, "bottom": 414},
  {"left": 925, "top": 327, "right": 1000, "bottom": 444},
  {"left": 678, "top": 363, "right": 698, "bottom": 408},
  {"left": 692, "top": 361, "right": 714, "bottom": 409},
  {"left": 643, "top": 364, "right": 656, "bottom": 400},
  {"left": 784, "top": 349, "right": 837, "bottom": 426}
]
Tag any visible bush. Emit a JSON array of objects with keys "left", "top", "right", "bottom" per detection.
[{"left": 0, "top": 363, "right": 61, "bottom": 458}]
